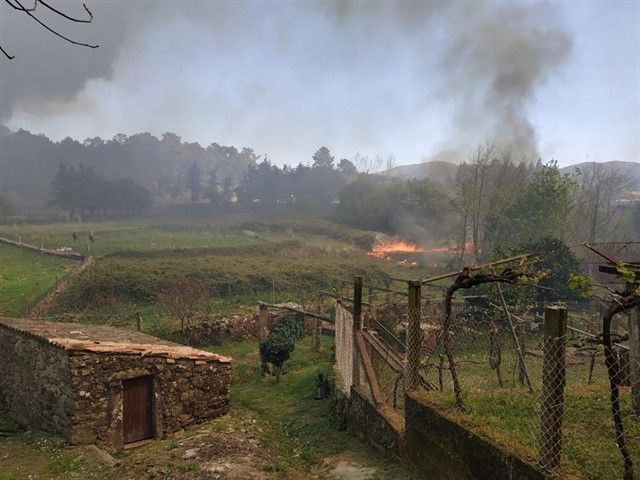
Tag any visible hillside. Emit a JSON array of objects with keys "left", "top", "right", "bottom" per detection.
[
  {"left": 560, "top": 161, "right": 640, "bottom": 190},
  {"left": 384, "top": 160, "right": 458, "bottom": 183},
  {"left": 385, "top": 159, "right": 639, "bottom": 189}
]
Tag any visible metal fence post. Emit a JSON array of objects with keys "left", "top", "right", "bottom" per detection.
[
  {"left": 352, "top": 275, "right": 363, "bottom": 388},
  {"left": 404, "top": 281, "right": 421, "bottom": 391},
  {"left": 538, "top": 305, "right": 568, "bottom": 471}
]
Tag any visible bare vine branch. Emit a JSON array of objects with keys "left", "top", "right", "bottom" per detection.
[{"left": 442, "top": 266, "right": 524, "bottom": 409}]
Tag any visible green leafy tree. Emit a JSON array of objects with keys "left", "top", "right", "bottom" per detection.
[
  {"left": 517, "top": 236, "right": 581, "bottom": 303},
  {"left": 338, "top": 158, "right": 357, "bottom": 176},
  {"left": 50, "top": 162, "right": 151, "bottom": 216},
  {"left": 485, "top": 162, "right": 575, "bottom": 250}
]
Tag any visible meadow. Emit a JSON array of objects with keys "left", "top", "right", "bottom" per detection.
[
  {"left": 0, "top": 212, "right": 429, "bottom": 478},
  {"left": 0, "top": 213, "right": 380, "bottom": 257},
  {"left": 416, "top": 352, "right": 636, "bottom": 480},
  {"left": 0, "top": 243, "right": 76, "bottom": 317},
  {"left": 0, "top": 213, "right": 432, "bottom": 333}
]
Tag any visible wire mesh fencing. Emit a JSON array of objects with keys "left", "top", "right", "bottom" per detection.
[
  {"left": 419, "top": 302, "right": 640, "bottom": 479},
  {"left": 333, "top": 276, "right": 640, "bottom": 478}
]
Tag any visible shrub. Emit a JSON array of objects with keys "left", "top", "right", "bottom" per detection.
[{"left": 259, "top": 312, "right": 305, "bottom": 382}]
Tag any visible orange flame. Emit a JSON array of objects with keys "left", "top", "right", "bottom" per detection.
[{"left": 369, "top": 240, "right": 424, "bottom": 259}]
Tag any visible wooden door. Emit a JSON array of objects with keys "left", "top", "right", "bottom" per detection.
[{"left": 122, "top": 376, "right": 153, "bottom": 444}]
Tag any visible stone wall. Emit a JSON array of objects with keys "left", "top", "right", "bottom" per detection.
[
  {"left": 336, "top": 386, "right": 404, "bottom": 459},
  {"left": 335, "top": 384, "right": 545, "bottom": 480},
  {"left": 0, "top": 325, "right": 74, "bottom": 438},
  {"left": 68, "top": 351, "right": 231, "bottom": 449},
  {"left": 404, "top": 393, "right": 544, "bottom": 480}
]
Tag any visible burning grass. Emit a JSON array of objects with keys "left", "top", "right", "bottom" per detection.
[{"left": 369, "top": 240, "right": 424, "bottom": 259}]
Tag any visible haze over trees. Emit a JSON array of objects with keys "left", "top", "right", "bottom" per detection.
[
  {"left": 50, "top": 163, "right": 151, "bottom": 217},
  {"left": 0, "top": 127, "right": 258, "bottom": 207},
  {"left": 0, "top": 126, "right": 637, "bottom": 260}
]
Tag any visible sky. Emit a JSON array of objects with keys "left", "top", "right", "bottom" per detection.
[{"left": 0, "top": 1, "right": 638, "bottom": 168}]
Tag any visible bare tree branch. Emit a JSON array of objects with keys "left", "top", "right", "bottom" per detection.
[
  {"left": 0, "top": 45, "right": 16, "bottom": 59},
  {"left": 3, "top": 0, "right": 37, "bottom": 11},
  {"left": 3, "top": 0, "right": 98, "bottom": 59},
  {"left": 13, "top": 0, "right": 98, "bottom": 49},
  {"left": 37, "top": 0, "right": 93, "bottom": 23}
]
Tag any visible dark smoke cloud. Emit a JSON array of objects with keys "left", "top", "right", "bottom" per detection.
[
  {"left": 0, "top": 2, "right": 133, "bottom": 118},
  {"left": 1, "top": 1, "right": 571, "bottom": 164}
]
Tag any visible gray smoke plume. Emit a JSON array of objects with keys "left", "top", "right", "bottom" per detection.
[
  {"left": 321, "top": 1, "right": 572, "bottom": 162},
  {"left": 435, "top": 2, "right": 572, "bottom": 161},
  {"left": 1, "top": 1, "right": 571, "bottom": 163}
]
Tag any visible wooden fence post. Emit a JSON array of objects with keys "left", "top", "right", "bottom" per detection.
[
  {"left": 258, "top": 303, "right": 268, "bottom": 342},
  {"left": 538, "top": 305, "right": 568, "bottom": 471},
  {"left": 313, "top": 295, "right": 324, "bottom": 353},
  {"left": 629, "top": 307, "right": 640, "bottom": 415},
  {"left": 352, "top": 275, "right": 363, "bottom": 388},
  {"left": 404, "top": 281, "right": 422, "bottom": 391}
]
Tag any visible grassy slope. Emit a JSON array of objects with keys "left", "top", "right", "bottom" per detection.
[
  {"left": 29, "top": 216, "right": 431, "bottom": 325},
  {"left": 0, "top": 220, "right": 263, "bottom": 257},
  {"left": 0, "top": 244, "right": 76, "bottom": 317}
]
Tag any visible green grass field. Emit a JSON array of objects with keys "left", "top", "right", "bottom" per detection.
[
  {"left": 0, "top": 244, "right": 76, "bottom": 317},
  {"left": 0, "top": 214, "right": 379, "bottom": 257},
  {"left": 0, "top": 215, "right": 430, "bottom": 321}
]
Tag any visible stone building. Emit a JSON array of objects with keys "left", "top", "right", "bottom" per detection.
[{"left": 0, "top": 317, "right": 231, "bottom": 450}]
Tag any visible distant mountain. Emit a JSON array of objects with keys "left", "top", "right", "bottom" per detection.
[
  {"left": 560, "top": 161, "right": 640, "bottom": 190},
  {"left": 385, "top": 159, "right": 639, "bottom": 190},
  {"left": 384, "top": 160, "right": 458, "bottom": 183}
]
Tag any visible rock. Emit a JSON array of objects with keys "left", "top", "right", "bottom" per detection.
[
  {"left": 183, "top": 448, "right": 199, "bottom": 459},
  {"left": 329, "top": 462, "right": 376, "bottom": 480}
]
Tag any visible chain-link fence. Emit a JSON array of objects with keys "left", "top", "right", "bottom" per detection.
[{"left": 333, "top": 275, "right": 640, "bottom": 479}]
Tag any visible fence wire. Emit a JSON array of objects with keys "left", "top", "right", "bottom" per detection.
[{"left": 340, "top": 285, "right": 640, "bottom": 479}]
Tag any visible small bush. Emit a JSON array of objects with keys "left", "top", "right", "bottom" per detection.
[{"left": 260, "top": 312, "right": 305, "bottom": 381}]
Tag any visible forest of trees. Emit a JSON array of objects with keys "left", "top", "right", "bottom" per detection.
[
  {"left": 446, "top": 144, "right": 636, "bottom": 262},
  {"left": 0, "top": 127, "right": 636, "bottom": 254},
  {"left": 0, "top": 127, "right": 258, "bottom": 207},
  {"left": 50, "top": 163, "right": 151, "bottom": 217}
]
